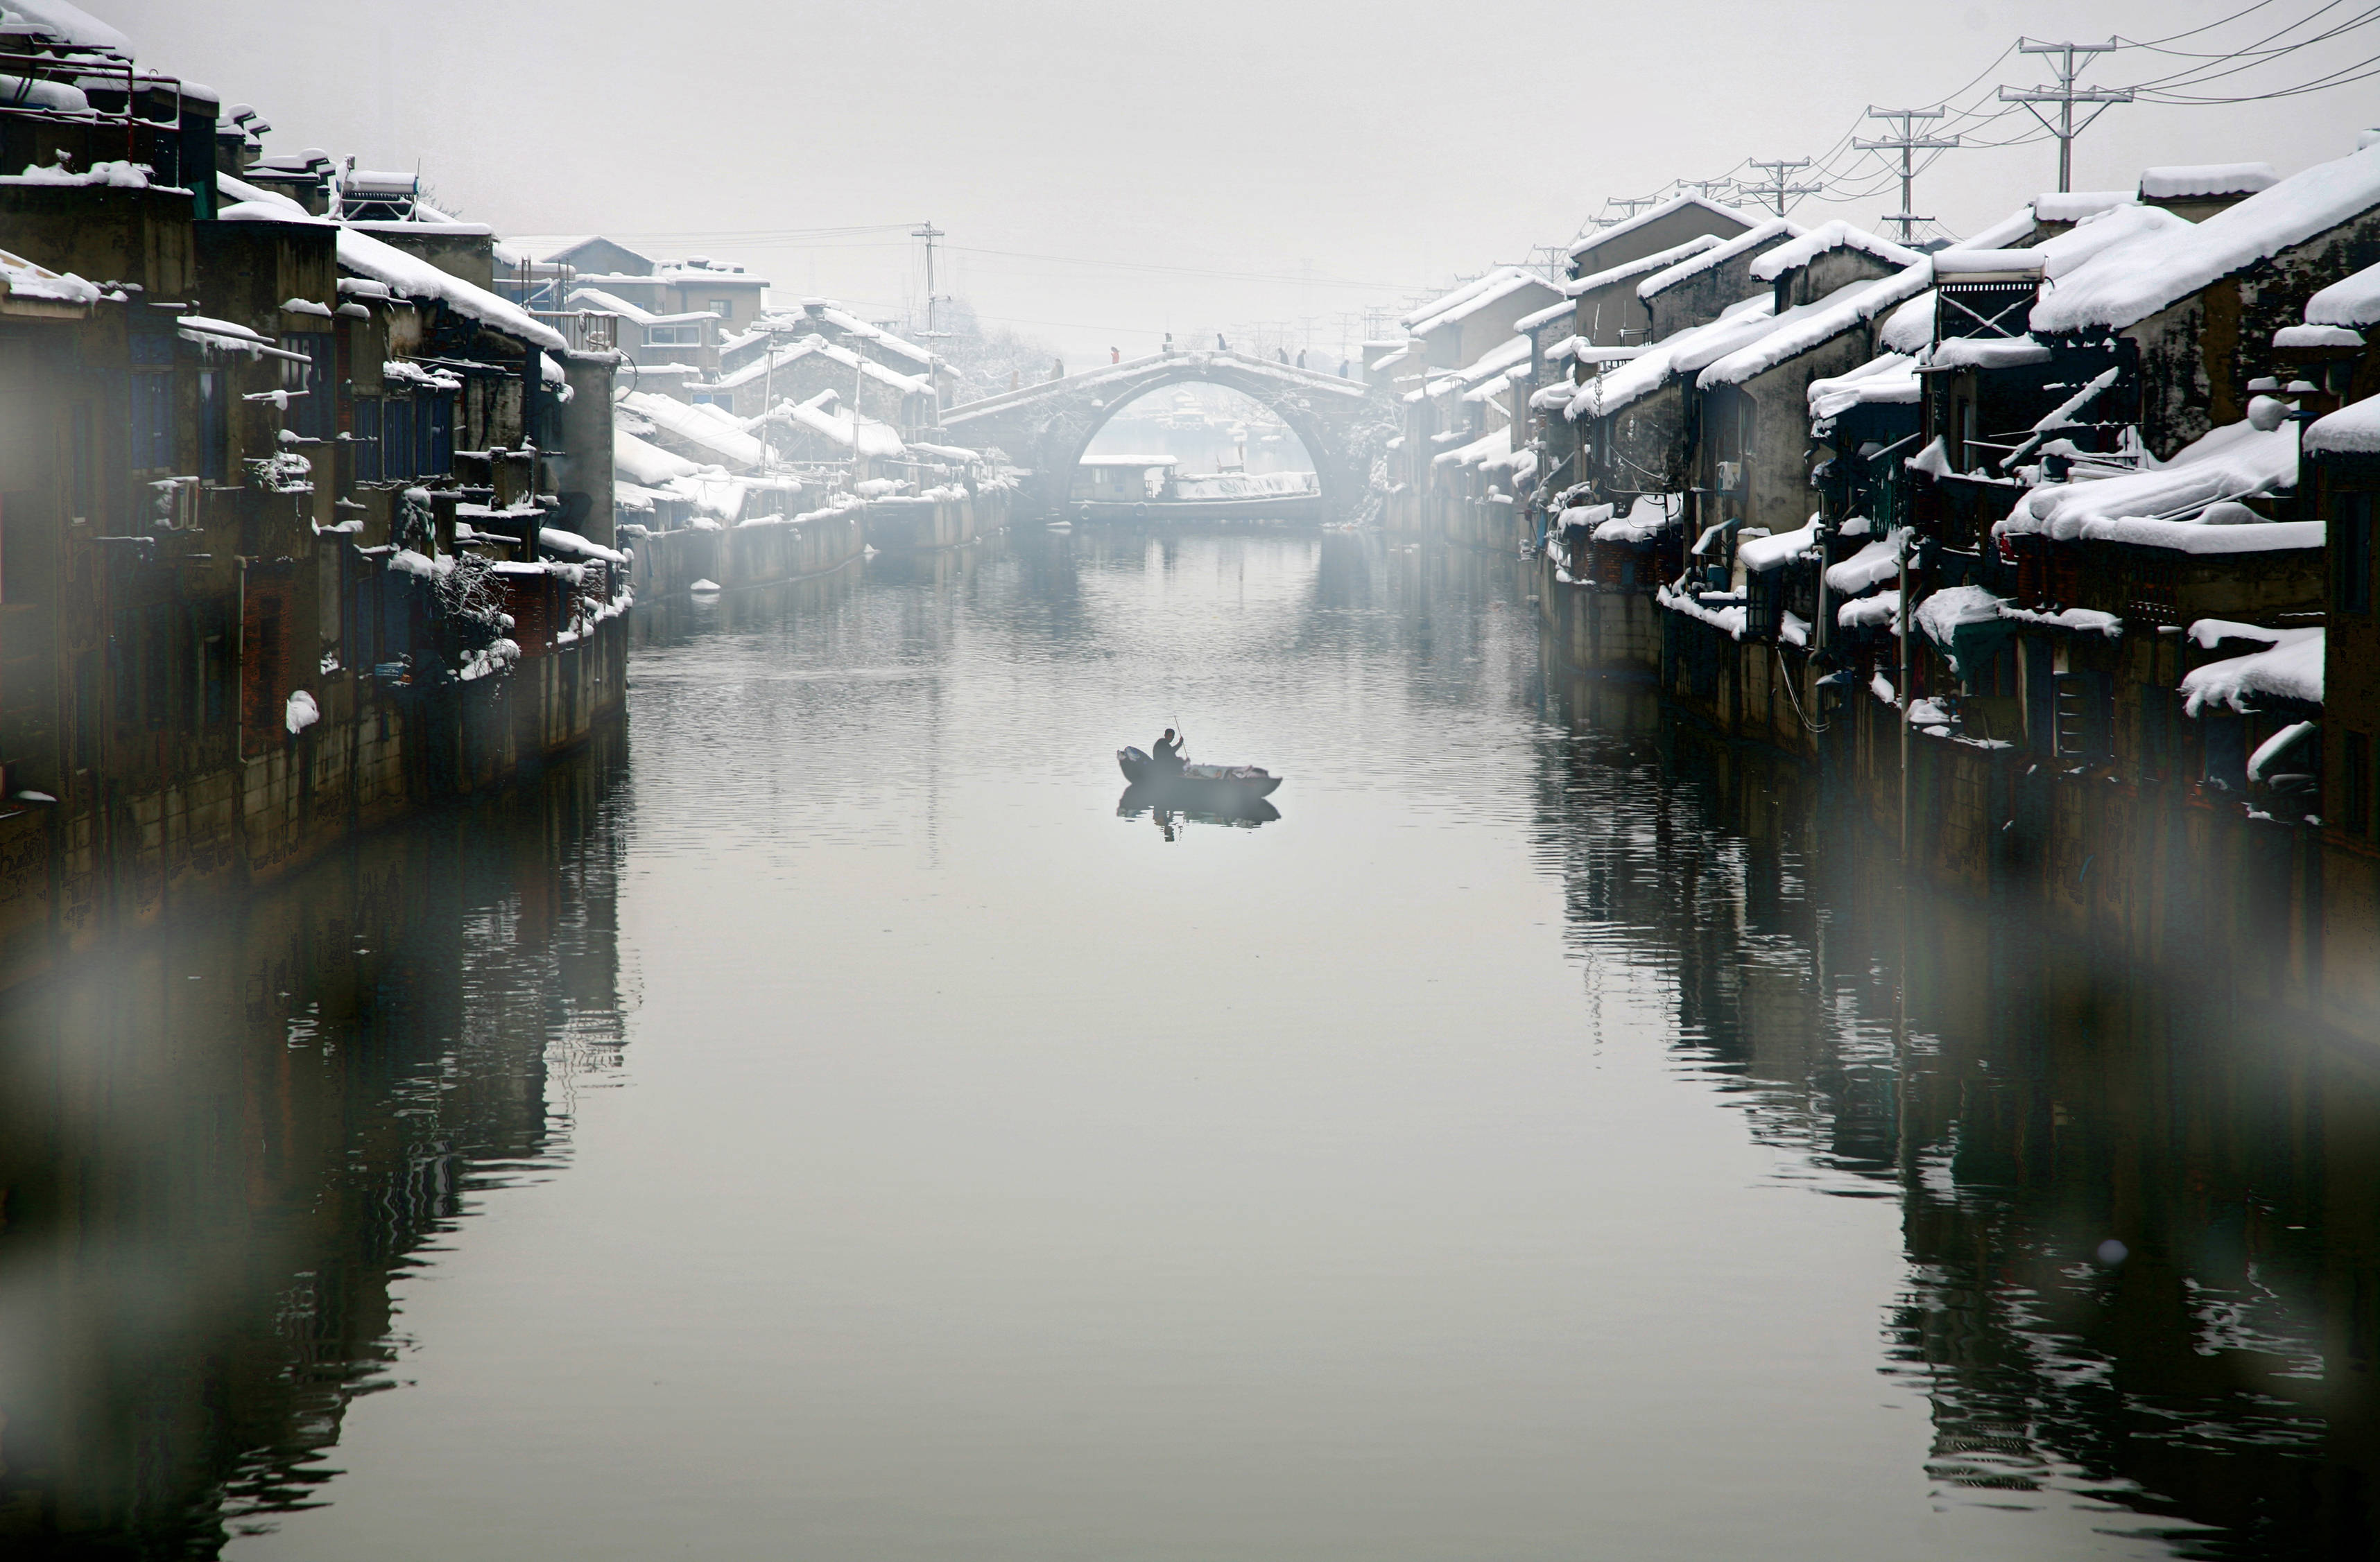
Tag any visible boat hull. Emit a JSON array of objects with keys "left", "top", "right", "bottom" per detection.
[{"left": 1115, "top": 747, "right": 1284, "bottom": 805}]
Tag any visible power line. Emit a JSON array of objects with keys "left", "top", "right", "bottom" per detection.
[
  {"left": 1998, "top": 38, "right": 2132, "bottom": 193},
  {"left": 1854, "top": 106, "right": 1961, "bottom": 242},
  {"left": 1743, "top": 158, "right": 1823, "bottom": 217}
]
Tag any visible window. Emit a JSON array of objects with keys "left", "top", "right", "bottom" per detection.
[
  {"left": 130, "top": 372, "right": 173, "bottom": 469},
  {"left": 710, "top": 298, "right": 732, "bottom": 318},
  {"left": 426, "top": 392, "right": 452, "bottom": 474},
  {"left": 646, "top": 324, "right": 701, "bottom": 347},
  {"left": 354, "top": 396, "right": 382, "bottom": 482},
  {"left": 384, "top": 398, "right": 415, "bottom": 480},
  {"left": 2338, "top": 490, "right": 2376, "bottom": 616},
  {"left": 277, "top": 333, "right": 336, "bottom": 440}
]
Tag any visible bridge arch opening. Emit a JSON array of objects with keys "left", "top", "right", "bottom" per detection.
[
  {"left": 1052, "top": 371, "right": 1345, "bottom": 514},
  {"left": 1080, "top": 384, "right": 1318, "bottom": 485},
  {"left": 935, "top": 349, "right": 1395, "bottom": 523}
]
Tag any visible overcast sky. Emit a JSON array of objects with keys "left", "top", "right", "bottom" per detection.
[{"left": 110, "top": 1, "right": 2380, "bottom": 365}]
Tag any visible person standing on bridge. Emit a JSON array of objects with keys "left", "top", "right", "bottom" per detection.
[
  {"left": 1276, "top": 347, "right": 1288, "bottom": 365},
  {"left": 1052, "top": 357, "right": 1064, "bottom": 380},
  {"left": 1216, "top": 332, "right": 1227, "bottom": 352},
  {"left": 1111, "top": 346, "right": 1119, "bottom": 364},
  {"left": 1296, "top": 349, "right": 1307, "bottom": 370}
]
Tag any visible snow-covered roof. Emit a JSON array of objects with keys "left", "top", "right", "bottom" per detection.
[
  {"left": 3, "top": 0, "right": 129, "bottom": 53},
  {"left": 1700, "top": 260, "right": 1933, "bottom": 389},
  {"left": 1405, "top": 266, "right": 1551, "bottom": 336},
  {"left": 1878, "top": 203, "right": 2191, "bottom": 355},
  {"left": 1739, "top": 516, "right": 1819, "bottom": 573},
  {"left": 2307, "top": 394, "right": 2380, "bottom": 457},
  {"left": 2030, "top": 191, "right": 2132, "bottom": 226},
  {"left": 1434, "top": 425, "right": 1512, "bottom": 468},
  {"left": 0, "top": 244, "right": 99, "bottom": 306},
  {"left": 1562, "top": 234, "right": 1723, "bottom": 299},
  {"left": 1997, "top": 419, "right": 2313, "bottom": 552},
  {"left": 786, "top": 301, "right": 935, "bottom": 369},
  {"left": 566, "top": 286, "right": 714, "bottom": 329},
  {"left": 1809, "top": 352, "right": 1920, "bottom": 425},
  {"left": 498, "top": 234, "right": 644, "bottom": 268},
  {"left": 216, "top": 173, "right": 569, "bottom": 353},
  {"left": 766, "top": 389, "right": 906, "bottom": 458},
  {"left": 707, "top": 333, "right": 931, "bottom": 396},
  {"left": 622, "top": 390, "right": 768, "bottom": 469},
  {"left": 2033, "top": 146, "right": 2380, "bottom": 334},
  {"left": 1566, "top": 295, "right": 1775, "bottom": 422},
  {"left": 2180, "top": 627, "right": 2322, "bottom": 714},
  {"left": 1515, "top": 297, "right": 1572, "bottom": 334},
  {"left": 1638, "top": 220, "right": 1798, "bottom": 301},
  {"left": 2306, "top": 259, "right": 2380, "bottom": 329},
  {"left": 2140, "top": 163, "right": 2277, "bottom": 200},
  {"left": 1748, "top": 222, "right": 1922, "bottom": 284},
  {"left": 614, "top": 428, "right": 701, "bottom": 487},
  {"left": 1565, "top": 194, "right": 1759, "bottom": 261}
]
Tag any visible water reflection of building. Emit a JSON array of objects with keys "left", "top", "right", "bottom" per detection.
[
  {"left": 0, "top": 736, "right": 627, "bottom": 1555},
  {"left": 1526, "top": 664, "right": 2380, "bottom": 1554}
]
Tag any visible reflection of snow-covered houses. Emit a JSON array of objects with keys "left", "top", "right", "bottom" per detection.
[{"left": 699, "top": 333, "right": 935, "bottom": 429}]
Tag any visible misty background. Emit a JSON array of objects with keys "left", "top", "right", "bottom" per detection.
[{"left": 111, "top": 1, "right": 2380, "bottom": 373}]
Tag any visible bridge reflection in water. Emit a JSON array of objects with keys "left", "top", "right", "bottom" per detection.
[
  {"left": 0, "top": 734, "right": 630, "bottom": 1556},
  {"left": 0, "top": 532, "right": 2374, "bottom": 1558}
]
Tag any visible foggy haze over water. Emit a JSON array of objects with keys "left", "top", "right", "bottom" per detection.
[
  {"left": 4, "top": 535, "right": 2374, "bottom": 1559},
  {"left": 109, "top": 0, "right": 2380, "bottom": 364}
]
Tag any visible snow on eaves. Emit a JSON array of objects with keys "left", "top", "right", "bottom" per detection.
[
  {"left": 2030, "top": 191, "right": 2130, "bottom": 227},
  {"left": 1562, "top": 234, "right": 1723, "bottom": 299},
  {"left": 1405, "top": 267, "right": 1552, "bottom": 337},
  {"left": 1567, "top": 295, "right": 1775, "bottom": 422},
  {"left": 2306, "top": 259, "right": 2380, "bottom": 328},
  {"left": 622, "top": 390, "right": 768, "bottom": 469},
  {"left": 564, "top": 286, "right": 715, "bottom": 330},
  {"left": 1879, "top": 202, "right": 2186, "bottom": 355},
  {"left": 1999, "top": 419, "right": 2314, "bottom": 552},
  {"left": 2180, "top": 627, "right": 2323, "bottom": 715},
  {"left": 2140, "top": 162, "right": 2277, "bottom": 200},
  {"left": 216, "top": 173, "right": 567, "bottom": 353},
  {"left": 1637, "top": 220, "right": 1800, "bottom": 301},
  {"left": 1699, "top": 260, "right": 1932, "bottom": 389},
  {"left": 1809, "top": 352, "right": 1919, "bottom": 424},
  {"left": 1515, "top": 297, "right": 1572, "bottom": 335},
  {"left": 1565, "top": 194, "right": 1759, "bottom": 261},
  {"left": 1747, "top": 221, "right": 1922, "bottom": 284},
  {"left": 1, "top": 1, "right": 130, "bottom": 52},
  {"left": 0, "top": 245, "right": 100, "bottom": 306},
  {"left": 2307, "top": 395, "right": 2380, "bottom": 457},
  {"left": 2033, "top": 146, "right": 2380, "bottom": 335}
]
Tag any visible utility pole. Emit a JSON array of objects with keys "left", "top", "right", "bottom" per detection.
[
  {"left": 1998, "top": 39, "right": 2132, "bottom": 193},
  {"left": 911, "top": 220, "right": 949, "bottom": 336},
  {"left": 1744, "top": 158, "right": 1821, "bottom": 218},
  {"left": 1856, "top": 107, "right": 1960, "bottom": 245},
  {"left": 1680, "top": 177, "right": 1735, "bottom": 202},
  {"left": 1607, "top": 196, "right": 1657, "bottom": 222}
]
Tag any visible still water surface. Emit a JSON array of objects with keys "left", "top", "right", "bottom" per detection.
[{"left": 1, "top": 530, "right": 2373, "bottom": 1559}]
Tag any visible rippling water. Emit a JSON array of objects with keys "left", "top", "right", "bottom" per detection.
[{"left": 1, "top": 530, "right": 2372, "bottom": 1560}]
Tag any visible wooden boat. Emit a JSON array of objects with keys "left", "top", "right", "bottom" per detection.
[{"left": 1116, "top": 747, "right": 1282, "bottom": 805}]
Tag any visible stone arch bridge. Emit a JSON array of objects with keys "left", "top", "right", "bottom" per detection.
[{"left": 935, "top": 350, "right": 1397, "bottom": 522}]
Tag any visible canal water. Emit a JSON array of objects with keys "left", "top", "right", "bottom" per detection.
[{"left": 1, "top": 530, "right": 2372, "bottom": 1560}]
